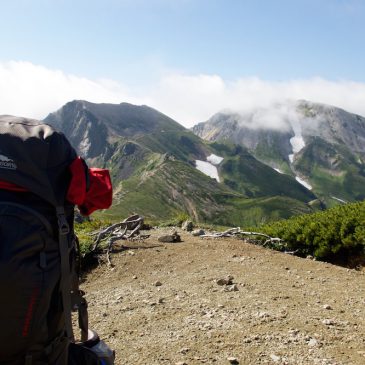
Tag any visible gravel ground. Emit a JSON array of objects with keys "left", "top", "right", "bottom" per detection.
[{"left": 80, "top": 228, "right": 365, "bottom": 365}]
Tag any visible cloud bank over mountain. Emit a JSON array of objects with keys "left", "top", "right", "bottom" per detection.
[{"left": 2, "top": 60, "right": 365, "bottom": 128}]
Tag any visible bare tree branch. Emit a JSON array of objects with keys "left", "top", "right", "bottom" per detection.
[
  {"left": 201, "top": 228, "right": 283, "bottom": 247},
  {"left": 91, "top": 215, "right": 145, "bottom": 265}
]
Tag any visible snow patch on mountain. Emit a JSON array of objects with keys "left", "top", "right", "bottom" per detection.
[
  {"left": 207, "top": 154, "right": 224, "bottom": 165},
  {"left": 295, "top": 176, "right": 312, "bottom": 190},
  {"left": 196, "top": 160, "right": 220, "bottom": 182},
  {"left": 274, "top": 168, "right": 283, "bottom": 174},
  {"left": 331, "top": 196, "right": 347, "bottom": 204},
  {"left": 289, "top": 114, "right": 306, "bottom": 163},
  {"left": 289, "top": 136, "right": 306, "bottom": 162}
]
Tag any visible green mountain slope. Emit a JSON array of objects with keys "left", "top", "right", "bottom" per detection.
[
  {"left": 293, "top": 137, "right": 365, "bottom": 205},
  {"left": 210, "top": 142, "right": 315, "bottom": 202},
  {"left": 103, "top": 152, "right": 313, "bottom": 226}
]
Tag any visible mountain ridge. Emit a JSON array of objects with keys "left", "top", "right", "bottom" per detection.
[{"left": 43, "top": 100, "right": 325, "bottom": 225}]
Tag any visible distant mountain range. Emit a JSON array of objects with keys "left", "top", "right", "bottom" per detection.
[
  {"left": 193, "top": 100, "right": 365, "bottom": 207},
  {"left": 43, "top": 99, "right": 365, "bottom": 225}
]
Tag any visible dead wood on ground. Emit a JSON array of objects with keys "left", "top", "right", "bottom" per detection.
[
  {"left": 201, "top": 227, "right": 285, "bottom": 248},
  {"left": 91, "top": 214, "right": 147, "bottom": 265}
]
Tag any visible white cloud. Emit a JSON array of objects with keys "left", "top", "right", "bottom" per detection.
[
  {"left": 2, "top": 61, "right": 365, "bottom": 128},
  {"left": 0, "top": 61, "right": 142, "bottom": 119},
  {"left": 151, "top": 75, "right": 365, "bottom": 127}
]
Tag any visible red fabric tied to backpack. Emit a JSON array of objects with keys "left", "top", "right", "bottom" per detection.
[
  {"left": 83, "top": 168, "right": 113, "bottom": 215},
  {"left": 67, "top": 157, "right": 113, "bottom": 215}
]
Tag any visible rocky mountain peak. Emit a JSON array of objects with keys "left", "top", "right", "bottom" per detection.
[{"left": 192, "top": 100, "right": 365, "bottom": 204}]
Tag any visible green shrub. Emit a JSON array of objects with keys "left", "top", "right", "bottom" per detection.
[
  {"left": 75, "top": 219, "right": 112, "bottom": 255},
  {"left": 257, "top": 201, "right": 365, "bottom": 263}
]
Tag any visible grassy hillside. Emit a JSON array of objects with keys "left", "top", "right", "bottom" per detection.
[
  {"left": 253, "top": 133, "right": 292, "bottom": 174},
  {"left": 216, "top": 195, "right": 314, "bottom": 227},
  {"left": 135, "top": 130, "right": 207, "bottom": 163},
  {"left": 96, "top": 151, "right": 315, "bottom": 227},
  {"left": 210, "top": 142, "right": 315, "bottom": 202}
]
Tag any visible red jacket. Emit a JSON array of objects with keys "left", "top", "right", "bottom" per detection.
[{"left": 0, "top": 157, "right": 112, "bottom": 216}]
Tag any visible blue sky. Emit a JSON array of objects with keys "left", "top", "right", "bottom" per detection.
[{"left": 1, "top": 0, "right": 365, "bottom": 126}]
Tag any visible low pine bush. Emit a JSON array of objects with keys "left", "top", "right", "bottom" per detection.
[{"left": 258, "top": 201, "right": 365, "bottom": 263}]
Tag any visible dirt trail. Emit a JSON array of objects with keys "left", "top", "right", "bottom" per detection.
[{"left": 81, "top": 228, "right": 365, "bottom": 365}]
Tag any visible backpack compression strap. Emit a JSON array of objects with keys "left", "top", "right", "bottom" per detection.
[
  {"left": 57, "top": 207, "right": 90, "bottom": 343},
  {"left": 56, "top": 207, "right": 74, "bottom": 341},
  {"left": 70, "top": 235, "right": 89, "bottom": 342}
]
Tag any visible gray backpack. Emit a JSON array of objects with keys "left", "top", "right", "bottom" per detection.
[{"left": 0, "top": 116, "right": 96, "bottom": 364}]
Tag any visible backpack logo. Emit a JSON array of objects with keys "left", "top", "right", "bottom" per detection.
[{"left": 0, "top": 154, "right": 17, "bottom": 170}]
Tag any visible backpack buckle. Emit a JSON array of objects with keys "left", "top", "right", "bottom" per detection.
[
  {"left": 56, "top": 207, "right": 70, "bottom": 235},
  {"left": 58, "top": 215, "right": 70, "bottom": 235}
]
